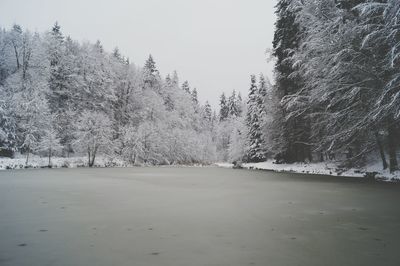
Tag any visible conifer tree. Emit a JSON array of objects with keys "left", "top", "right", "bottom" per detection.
[
  {"left": 182, "top": 80, "right": 190, "bottom": 94},
  {"left": 236, "top": 92, "right": 243, "bottom": 117},
  {"left": 272, "top": 0, "right": 311, "bottom": 163},
  {"left": 228, "top": 90, "right": 238, "bottom": 118},
  {"left": 219, "top": 93, "right": 229, "bottom": 121},
  {"left": 143, "top": 54, "right": 159, "bottom": 89},
  {"left": 203, "top": 101, "right": 212, "bottom": 122},
  {"left": 191, "top": 88, "right": 198, "bottom": 105},
  {"left": 245, "top": 75, "right": 266, "bottom": 162}
]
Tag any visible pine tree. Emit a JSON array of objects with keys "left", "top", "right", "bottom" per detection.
[
  {"left": 0, "top": 88, "right": 17, "bottom": 155},
  {"left": 236, "top": 92, "right": 243, "bottom": 117},
  {"left": 245, "top": 75, "right": 266, "bottom": 162},
  {"left": 191, "top": 88, "right": 198, "bottom": 105},
  {"left": 47, "top": 22, "right": 67, "bottom": 112},
  {"left": 144, "top": 54, "right": 157, "bottom": 75},
  {"left": 219, "top": 93, "right": 229, "bottom": 121},
  {"left": 182, "top": 80, "right": 190, "bottom": 93},
  {"left": 163, "top": 74, "right": 174, "bottom": 111},
  {"left": 143, "top": 54, "right": 159, "bottom": 89},
  {"left": 272, "top": 0, "right": 312, "bottom": 163},
  {"left": 113, "top": 47, "right": 121, "bottom": 60},
  {"left": 203, "top": 101, "right": 212, "bottom": 122},
  {"left": 228, "top": 90, "right": 239, "bottom": 118}
]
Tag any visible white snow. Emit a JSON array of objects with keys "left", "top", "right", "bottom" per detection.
[
  {"left": 0, "top": 155, "right": 213, "bottom": 170},
  {"left": 216, "top": 160, "right": 400, "bottom": 181},
  {"left": 214, "top": 162, "right": 234, "bottom": 168},
  {"left": 0, "top": 155, "right": 126, "bottom": 170}
]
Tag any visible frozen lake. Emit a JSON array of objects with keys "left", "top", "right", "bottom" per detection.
[{"left": 0, "top": 167, "right": 399, "bottom": 266}]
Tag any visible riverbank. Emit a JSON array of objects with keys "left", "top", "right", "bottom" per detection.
[
  {"left": 0, "top": 155, "right": 126, "bottom": 170},
  {"left": 215, "top": 161, "right": 400, "bottom": 181},
  {"left": 0, "top": 155, "right": 211, "bottom": 170}
]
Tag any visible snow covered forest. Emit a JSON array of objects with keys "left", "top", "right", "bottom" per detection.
[
  {"left": 259, "top": 0, "right": 399, "bottom": 173},
  {"left": 0, "top": 0, "right": 399, "bottom": 174},
  {"left": 0, "top": 23, "right": 219, "bottom": 166},
  {"left": 217, "top": 0, "right": 400, "bottom": 174}
]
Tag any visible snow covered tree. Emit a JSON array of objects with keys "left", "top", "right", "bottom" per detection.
[
  {"left": 219, "top": 93, "right": 229, "bottom": 121},
  {"left": 143, "top": 54, "right": 160, "bottom": 90},
  {"left": 235, "top": 92, "right": 244, "bottom": 117},
  {"left": 74, "top": 111, "right": 113, "bottom": 167},
  {"left": 17, "top": 89, "right": 51, "bottom": 165},
  {"left": 203, "top": 101, "right": 212, "bottom": 122},
  {"left": 37, "top": 116, "right": 62, "bottom": 167},
  {"left": 0, "top": 23, "right": 220, "bottom": 167},
  {"left": 144, "top": 54, "right": 157, "bottom": 75},
  {"left": 227, "top": 115, "right": 248, "bottom": 163},
  {"left": 0, "top": 85, "right": 17, "bottom": 155},
  {"left": 354, "top": 0, "right": 400, "bottom": 172},
  {"left": 8, "top": 24, "right": 23, "bottom": 72},
  {"left": 120, "top": 125, "right": 143, "bottom": 165},
  {"left": 268, "top": 0, "right": 400, "bottom": 171},
  {"left": 245, "top": 75, "right": 266, "bottom": 162},
  {"left": 182, "top": 80, "right": 190, "bottom": 94},
  {"left": 272, "top": 0, "right": 312, "bottom": 163},
  {"left": 228, "top": 90, "right": 239, "bottom": 118},
  {"left": 191, "top": 88, "right": 198, "bottom": 105}
]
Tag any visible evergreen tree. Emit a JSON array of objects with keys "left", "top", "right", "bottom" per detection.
[
  {"left": 203, "top": 101, "right": 212, "bottom": 122},
  {"left": 182, "top": 80, "right": 190, "bottom": 93},
  {"left": 272, "top": 0, "right": 312, "bottom": 163},
  {"left": 144, "top": 54, "right": 157, "bottom": 75},
  {"left": 112, "top": 47, "right": 121, "bottom": 60},
  {"left": 143, "top": 54, "right": 159, "bottom": 89},
  {"left": 191, "top": 88, "right": 198, "bottom": 105},
  {"left": 228, "top": 90, "right": 239, "bottom": 118},
  {"left": 236, "top": 92, "right": 243, "bottom": 117},
  {"left": 172, "top": 71, "right": 179, "bottom": 87},
  {"left": 219, "top": 93, "right": 229, "bottom": 121},
  {"left": 47, "top": 22, "right": 67, "bottom": 112},
  {"left": 245, "top": 75, "right": 266, "bottom": 162},
  {"left": 163, "top": 74, "right": 174, "bottom": 111}
]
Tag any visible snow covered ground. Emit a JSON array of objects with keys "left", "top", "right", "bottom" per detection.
[
  {"left": 0, "top": 155, "right": 126, "bottom": 170},
  {"left": 0, "top": 155, "right": 211, "bottom": 170},
  {"left": 215, "top": 161, "right": 400, "bottom": 181},
  {"left": 2, "top": 155, "right": 399, "bottom": 181}
]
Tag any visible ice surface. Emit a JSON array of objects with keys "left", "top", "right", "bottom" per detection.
[{"left": 1, "top": 167, "right": 400, "bottom": 266}]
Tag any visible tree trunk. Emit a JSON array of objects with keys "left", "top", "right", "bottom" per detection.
[
  {"left": 375, "top": 131, "right": 387, "bottom": 170},
  {"left": 48, "top": 148, "right": 52, "bottom": 167},
  {"left": 89, "top": 146, "right": 98, "bottom": 167},
  {"left": 387, "top": 122, "right": 398, "bottom": 173},
  {"left": 25, "top": 147, "right": 30, "bottom": 166},
  {"left": 90, "top": 153, "right": 96, "bottom": 167},
  {"left": 12, "top": 42, "right": 20, "bottom": 70}
]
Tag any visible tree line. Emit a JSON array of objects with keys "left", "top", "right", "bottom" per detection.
[
  {"left": 0, "top": 23, "right": 218, "bottom": 166},
  {"left": 1, "top": 0, "right": 399, "bottom": 172}
]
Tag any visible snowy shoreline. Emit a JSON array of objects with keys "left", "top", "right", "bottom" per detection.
[
  {"left": 0, "top": 156, "right": 213, "bottom": 171},
  {"left": 1, "top": 156, "right": 399, "bottom": 182},
  {"left": 215, "top": 161, "right": 400, "bottom": 182}
]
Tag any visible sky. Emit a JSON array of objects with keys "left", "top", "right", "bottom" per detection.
[{"left": 0, "top": 0, "right": 277, "bottom": 108}]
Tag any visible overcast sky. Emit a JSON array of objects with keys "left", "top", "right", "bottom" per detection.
[{"left": 0, "top": 0, "right": 277, "bottom": 107}]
